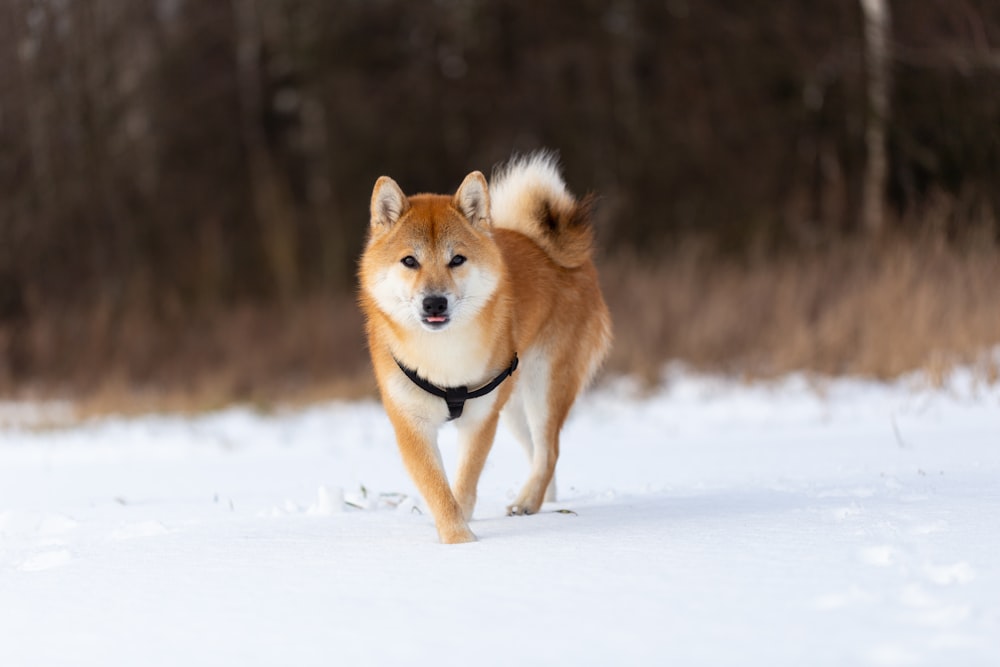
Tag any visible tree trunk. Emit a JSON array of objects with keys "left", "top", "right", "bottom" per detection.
[
  {"left": 859, "top": 0, "right": 891, "bottom": 236},
  {"left": 233, "top": 0, "right": 299, "bottom": 302}
]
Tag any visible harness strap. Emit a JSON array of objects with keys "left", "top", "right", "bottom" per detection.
[{"left": 394, "top": 354, "right": 519, "bottom": 421}]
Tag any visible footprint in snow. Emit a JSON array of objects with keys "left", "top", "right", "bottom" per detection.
[
  {"left": 899, "top": 583, "right": 972, "bottom": 630},
  {"left": 922, "top": 561, "right": 975, "bottom": 586},
  {"left": 908, "top": 519, "right": 948, "bottom": 536},
  {"left": 859, "top": 545, "right": 896, "bottom": 567},
  {"left": 0, "top": 511, "right": 78, "bottom": 538},
  {"left": 109, "top": 520, "right": 170, "bottom": 541},
  {"left": 17, "top": 548, "right": 73, "bottom": 572},
  {"left": 813, "top": 584, "right": 879, "bottom": 611}
]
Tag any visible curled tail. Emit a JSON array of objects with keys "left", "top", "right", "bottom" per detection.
[{"left": 489, "top": 151, "right": 596, "bottom": 269}]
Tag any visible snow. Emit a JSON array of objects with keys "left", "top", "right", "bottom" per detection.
[{"left": 1, "top": 369, "right": 999, "bottom": 666}]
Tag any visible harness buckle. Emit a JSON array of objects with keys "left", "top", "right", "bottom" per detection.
[{"left": 445, "top": 386, "right": 469, "bottom": 421}]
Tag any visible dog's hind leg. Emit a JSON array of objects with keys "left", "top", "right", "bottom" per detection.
[
  {"left": 504, "top": 400, "right": 559, "bottom": 504},
  {"left": 502, "top": 390, "right": 533, "bottom": 459},
  {"left": 506, "top": 356, "right": 573, "bottom": 516},
  {"left": 544, "top": 473, "right": 557, "bottom": 503}
]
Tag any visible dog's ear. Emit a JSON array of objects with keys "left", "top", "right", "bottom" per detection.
[
  {"left": 370, "top": 176, "right": 408, "bottom": 230},
  {"left": 454, "top": 171, "right": 491, "bottom": 230}
]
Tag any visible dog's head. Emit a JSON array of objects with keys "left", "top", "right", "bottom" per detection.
[{"left": 359, "top": 172, "right": 503, "bottom": 332}]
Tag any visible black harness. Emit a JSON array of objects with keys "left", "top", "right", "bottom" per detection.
[{"left": 394, "top": 354, "right": 519, "bottom": 421}]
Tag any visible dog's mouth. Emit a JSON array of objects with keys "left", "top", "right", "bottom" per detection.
[{"left": 421, "top": 315, "right": 450, "bottom": 329}]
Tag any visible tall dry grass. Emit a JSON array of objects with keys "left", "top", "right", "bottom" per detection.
[
  {"left": 602, "top": 233, "right": 1000, "bottom": 386},
  {"left": 4, "top": 294, "right": 375, "bottom": 415},
  {"left": 1, "top": 234, "right": 998, "bottom": 414}
]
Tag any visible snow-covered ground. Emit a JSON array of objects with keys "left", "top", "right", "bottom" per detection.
[{"left": 1, "top": 369, "right": 998, "bottom": 666}]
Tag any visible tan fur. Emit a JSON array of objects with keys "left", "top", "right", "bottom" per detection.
[{"left": 358, "top": 154, "right": 611, "bottom": 544}]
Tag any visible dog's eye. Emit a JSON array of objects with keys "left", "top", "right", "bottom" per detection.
[
  {"left": 449, "top": 255, "right": 466, "bottom": 268},
  {"left": 401, "top": 256, "right": 419, "bottom": 268}
]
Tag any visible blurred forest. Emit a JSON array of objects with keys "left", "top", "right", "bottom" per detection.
[{"left": 1, "top": 0, "right": 999, "bottom": 409}]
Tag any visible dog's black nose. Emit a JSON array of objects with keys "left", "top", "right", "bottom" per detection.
[{"left": 422, "top": 295, "right": 448, "bottom": 316}]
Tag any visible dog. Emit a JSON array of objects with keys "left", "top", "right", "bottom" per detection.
[{"left": 358, "top": 152, "right": 612, "bottom": 543}]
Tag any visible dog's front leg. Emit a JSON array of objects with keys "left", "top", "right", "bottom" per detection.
[
  {"left": 386, "top": 408, "right": 475, "bottom": 544},
  {"left": 452, "top": 409, "right": 501, "bottom": 521}
]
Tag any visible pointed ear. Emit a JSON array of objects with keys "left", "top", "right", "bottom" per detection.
[
  {"left": 453, "top": 171, "right": 491, "bottom": 229},
  {"left": 370, "top": 176, "right": 408, "bottom": 230}
]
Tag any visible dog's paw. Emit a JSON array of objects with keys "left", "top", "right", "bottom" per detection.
[
  {"left": 439, "top": 524, "right": 477, "bottom": 544},
  {"left": 506, "top": 501, "right": 540, "bottom": 516},
  {"left": 507, "top": 488, "right": 544, "bottom": 516}
]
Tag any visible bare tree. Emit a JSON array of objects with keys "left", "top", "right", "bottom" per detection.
[
  {"left": 860, "top": 0, "right": 891, "bottom": 235},
  {"left": 233, "top": 0, "right": 300, "bottom": 302}
]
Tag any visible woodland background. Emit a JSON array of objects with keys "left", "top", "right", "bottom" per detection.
[{"left": 1, "top": 0, "right": 998, "bottom": 411}]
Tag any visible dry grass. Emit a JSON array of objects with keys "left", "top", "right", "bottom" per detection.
[
  {"left": 1, "top": 234, "right": 999, "bottom": 415},
  {"left": 602, "top": 233, "right": 1000, "bottom": 386},
  {"left": 2, "top": 294, "right": 375, "bottom": 417}
]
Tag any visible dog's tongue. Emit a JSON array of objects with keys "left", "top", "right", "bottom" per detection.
[{"left": 427, "top": 316, "right": 447, "bottom": 323}]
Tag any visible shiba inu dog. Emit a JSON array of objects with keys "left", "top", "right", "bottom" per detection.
[{"left": 358, "top": 152, "right": 612, "bottom": 543}]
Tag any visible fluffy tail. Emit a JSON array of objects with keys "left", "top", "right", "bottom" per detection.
[{"left": 489, "top": 152, "right": 596, "bottom": 269}]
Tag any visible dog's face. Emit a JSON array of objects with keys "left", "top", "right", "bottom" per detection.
[{"left": 360, "top": 172, "right": 503, "bottom": 332}]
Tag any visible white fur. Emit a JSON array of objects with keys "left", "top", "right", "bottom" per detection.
[
  {"left": 502, "top": 346, "right": 558, "bottom": 505},
  {"left": 370, "top": 177, "right": 407, "bottom": 229},
  {"left": 433, "top": 264, "right": 500, "bottom": 333},
  {"left": 489, "top": 151, "right": 575, "bottom": 235},
  {"left": 405, "top": 322, "right": 496, "bottom": 387},
  {"left": 385, "top": 366, "right": 452, "bottom": 424},
  {"left": 454, "top": 172, "right": 490, "bottom": 227},
  {"left": 369, "top": 259, "right": 501, "bottom": 389}
]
